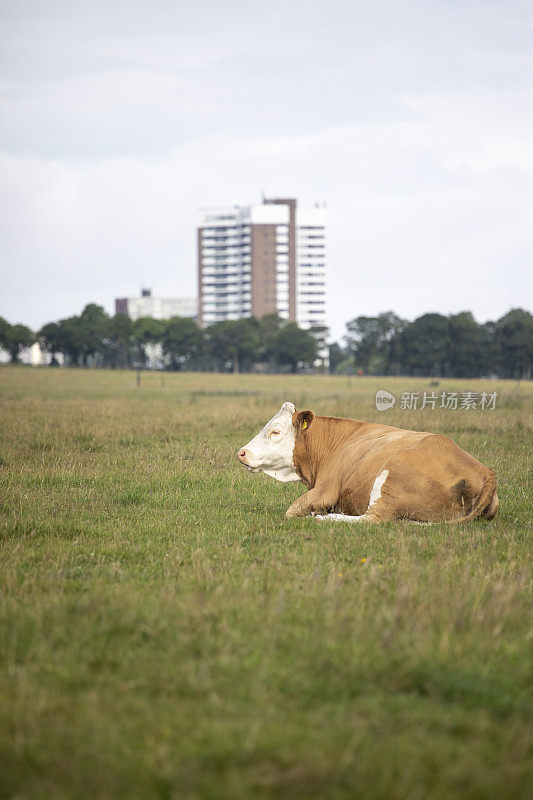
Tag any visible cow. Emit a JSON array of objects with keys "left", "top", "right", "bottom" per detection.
[{"left": 237, "top": 402, "right": 498, "bottom": 524}]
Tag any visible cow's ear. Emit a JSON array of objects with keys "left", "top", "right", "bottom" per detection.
[{"left": 293, "top": 410, "right": 314, "bottom": 433}]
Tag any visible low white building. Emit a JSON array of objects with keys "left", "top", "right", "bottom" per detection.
[{"left": 115, "top": 289, "right": 197, "bottom": 321}]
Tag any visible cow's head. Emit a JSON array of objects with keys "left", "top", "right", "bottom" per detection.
[{"left": 237, "top": 402, "right": 314, "bottom": 482}]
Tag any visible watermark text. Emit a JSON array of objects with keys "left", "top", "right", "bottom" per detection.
[{"left": 376, "top": 390, "right": 498, "bottom": 411}]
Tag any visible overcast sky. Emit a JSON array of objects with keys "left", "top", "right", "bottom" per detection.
[{"left": 1, "top": 0, "right": 532, "bottom": 342}]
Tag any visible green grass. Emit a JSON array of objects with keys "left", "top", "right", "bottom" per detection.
[{"left": 0, "top": 367, "right": 531, "bottom": 800}]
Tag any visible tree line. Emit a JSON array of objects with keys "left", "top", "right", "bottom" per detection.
[
  {"left": 332, "top": 309, "right": 533, "bottom": 380},
  {"left": 0, "top": 305, "right": 321, "bottom": 373},
  {"left": 1, "top": 305, "right": 532, "bottom": 378}
]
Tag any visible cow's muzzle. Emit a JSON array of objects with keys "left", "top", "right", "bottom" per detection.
[
  {"left": 238, "top": 448, "right": 256, "bottom": 471},
  {"left": 238, "top": 448, "right": 250, "bottom": 468}
]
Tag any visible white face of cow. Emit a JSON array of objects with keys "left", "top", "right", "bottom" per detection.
[{"left": 238, "top": 401, "right": 301, "bottom": 482}]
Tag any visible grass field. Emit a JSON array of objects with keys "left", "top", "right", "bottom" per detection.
[{"left": 0, "top": 366, "right": 531, "bottom": 800}]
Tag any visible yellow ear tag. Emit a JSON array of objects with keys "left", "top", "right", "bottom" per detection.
[{"left": 302, "top": 420, "right": 307, "bottom": 430}]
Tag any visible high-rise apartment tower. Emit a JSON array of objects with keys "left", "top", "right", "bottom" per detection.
[{"left": 197, "top": 197, "right": 327, "bottom": 330}]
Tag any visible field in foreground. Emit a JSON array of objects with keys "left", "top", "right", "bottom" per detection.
[{"left": 0, "top": 367, "right": 531, "bottom": 800}]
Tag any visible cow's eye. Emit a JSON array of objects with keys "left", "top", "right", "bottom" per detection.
[{"left": 270, "top": 430, "right": 280, "bottom": 436}]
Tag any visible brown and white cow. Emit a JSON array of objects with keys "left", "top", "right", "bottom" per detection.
[{"left": 237, "top": 402, "right": 498, "bottom": 523}]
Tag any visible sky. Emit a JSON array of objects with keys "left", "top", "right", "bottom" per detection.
[{"left": 1, "top": 0, "right": 532, "bottom": 343}]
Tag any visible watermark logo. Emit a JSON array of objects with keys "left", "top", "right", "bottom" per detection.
[
  {"left": 376, "top": 390, "right": 498, "bottom": 411},
  {"left": 375, "top": 389, "right": 396, "bottom": 411}
]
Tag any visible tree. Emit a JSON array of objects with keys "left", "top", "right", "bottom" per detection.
[
  {"left": 272, "top": 323, "right": 317, "bottom": 372},
  {"left": 207, "top": 318, "right": 260, "bottom": 373},
  {"left": 56, "top": 316, "right": 85, "bottom": 365},
  {"left": 494, "top": 308, "right": 533, "bottom": 379},
  {"left": 481, "top": 320, "right": 499, "bottom": 377},
  {"left": 0, "top": 317, "right": 11, "bottom": 353},
  {"left": 38, "top": 322, "right": 63, "bottom": 366},
  {"left": 105, "top": 313, "right": 133, "bottom": 368},
  {"left": 308, "top": 324, "right": 329, "bottom": 372},
  {"left": 329, "top": 342, "right": 350, "bottom": 374},
  {"left": 399, "top": 313, "right": 451, "bottom": 377},
  {"left": 5, "top": 323, "right": 34, "bottom": 363},
  {"left": 162, "top": 317, "right": 204, "bottom": 370},
  {"left": 345, "top": 312, "right": 405, "bottom": 375},
  {"left": 132, "top": 317, "right": 166, "bottom": 367},
  {"left": 77, "top": 304, "right": 109, "bottom": 366},
  {"left": 448, "top": 312, "right": 487, "bottom": 378},
  {"left": 257, "top": 313, "right": 284, "bottom": 368}
]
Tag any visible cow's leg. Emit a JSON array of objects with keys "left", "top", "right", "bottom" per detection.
[
  {"left": 315, "top": 512, "right": 430, "bottom": 525},
  {"left": 285, "top": 484, "right": 340, "bottom": 518},
  {"left": 315, "top": 469, "right": 396, "bottom": 524},
  {"left": 314, "top": 512, "right": 368, "bottom": 523}
]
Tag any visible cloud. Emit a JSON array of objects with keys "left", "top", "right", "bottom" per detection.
[{"left": 0, "top": 0, "right": 532, "bottom": 340}]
